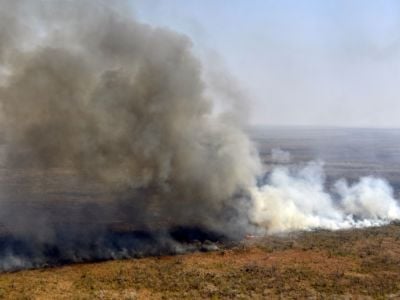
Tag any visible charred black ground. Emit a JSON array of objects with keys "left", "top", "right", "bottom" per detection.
[{"left": 0, "top": 223, "right": 229, "bottom": 272}]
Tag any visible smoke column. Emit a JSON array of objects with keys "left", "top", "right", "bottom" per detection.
[
  {"left": 0, "top": 0, "right": 398, "bottom": 271},
  {"left": 0, "top": 0, "right": 259, "bottom": 225},
  {"left": 0, "top": 0, "right": 261, "bottom": 270}
]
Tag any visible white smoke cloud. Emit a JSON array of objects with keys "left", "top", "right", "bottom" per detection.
[{"left": 250, "top": 162, "right": 400, "bottom": 234}]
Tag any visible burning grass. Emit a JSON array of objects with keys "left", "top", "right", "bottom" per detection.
[{"left": 0, "top": 223, "right": 399, "bottom": 299}]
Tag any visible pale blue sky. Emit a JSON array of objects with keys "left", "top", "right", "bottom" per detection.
[{"left": 131, "top": 1, "right": 400, "bottom": 127}]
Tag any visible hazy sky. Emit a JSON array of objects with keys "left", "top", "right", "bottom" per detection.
[{"left": 131, "top": 1, "right": 400, "bottom": 128}]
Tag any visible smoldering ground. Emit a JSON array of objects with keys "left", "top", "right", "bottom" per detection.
[{"left": 0, "top": 0, "right": 399, "bottom": 272}]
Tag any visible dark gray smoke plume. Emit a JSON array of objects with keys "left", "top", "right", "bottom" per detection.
[{"left": 0, "top": 0, "right": 260, "bottom": 270}]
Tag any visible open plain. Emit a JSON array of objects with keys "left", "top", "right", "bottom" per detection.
[{"left": 0, "top": 127, "right": 399, "bottom": 299}]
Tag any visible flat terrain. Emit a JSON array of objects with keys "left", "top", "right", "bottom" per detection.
[
  {"left": 250, "top": 127, "right": 400, "bottom": 193},
  {"left": 0, "top": 223, "right": 399, "bottom": 299},
  {"left": 1, "top": 127, "right": 400, "bottom": 299}
]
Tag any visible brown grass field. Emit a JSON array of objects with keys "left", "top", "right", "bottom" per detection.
[{"left": 0, "top": 222, "right": 399, "bottom": 299}]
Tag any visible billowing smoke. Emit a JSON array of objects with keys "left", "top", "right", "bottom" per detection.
[
  {"left": 251, "top": 162, "right": 400, "bottom": 234},
  {"left": 0, "top": 0, "right": 261, "bottom": 224},
  {"left": 0, "top": 0, "right": 399, "bottom": 271},
  {"left": 0, "top": 0, "right": 260, "bottom": 270}
]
